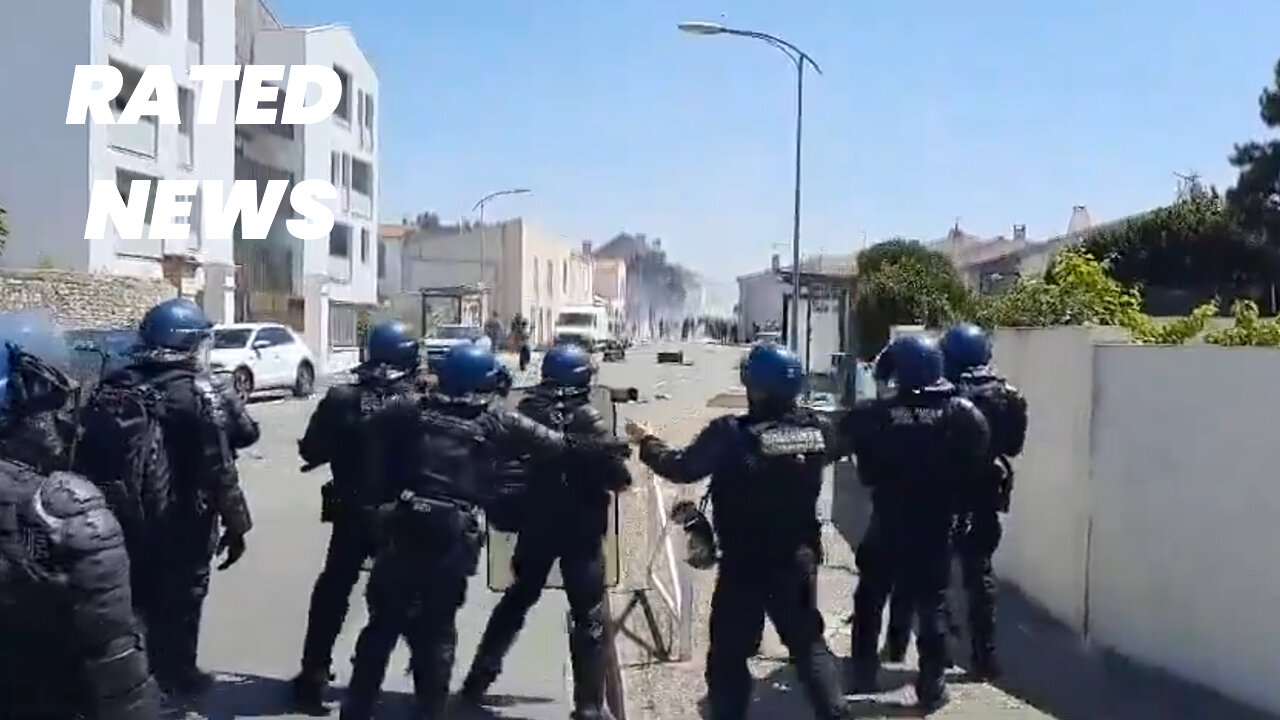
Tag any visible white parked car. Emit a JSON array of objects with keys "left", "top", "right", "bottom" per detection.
[
  {"left": 421, "top": 324, "right": 492, "bottom": 371},
  {"left": 210, "top": 322, "right": 317, "bottom": 402}
]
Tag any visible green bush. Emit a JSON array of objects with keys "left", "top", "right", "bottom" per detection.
[{"left": 970, "top": 248, "right": 1279, "bottom": 346}]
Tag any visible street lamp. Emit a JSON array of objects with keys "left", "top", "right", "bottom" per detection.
[
  {"left": 677, "top": 21, "right": 822, "bottom": 355},
  {"left": 471, "top": 187, "right": 531, "bottom": 316}
]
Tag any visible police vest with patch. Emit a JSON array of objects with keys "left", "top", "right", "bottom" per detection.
[{"left": 74, "top": 377, "right": 174, "bottom": 565}]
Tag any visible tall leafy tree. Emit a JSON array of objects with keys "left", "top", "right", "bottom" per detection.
[
  {"left": 853, "top": 239, "right": 970, "bottom": 357},
  {"left": 1227, "top": 57, "right": 1280, "bottom": 245}
]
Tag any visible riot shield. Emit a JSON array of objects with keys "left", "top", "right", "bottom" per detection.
[{"left": 486, "top": 385, "right": 622, "bottom": 591}]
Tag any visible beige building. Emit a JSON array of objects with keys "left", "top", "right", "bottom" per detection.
[
  {"left": 591, "top": 253, "right": 627, "bottom": 332},
  {"left": 380, "top": 218, "right": 594, "bottom": 344}
]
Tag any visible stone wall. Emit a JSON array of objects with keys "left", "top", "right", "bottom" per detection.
[{"left": 0, "top": 269, "right": 176, "bottom": 329}]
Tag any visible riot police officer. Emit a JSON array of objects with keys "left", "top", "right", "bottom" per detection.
[
  {"left": 290, "top": 321, "right": 421, "bottom": 711},
  {"left": 844, "top": 334, "right": 990, "bottom": 711},
  {"left": 0, "top": 309, "right": 163, "bottom": 719},
  {"left": 624, "top": 343, "right": 848, "bottom": 720},
  {"left": 339, "top": 344, "right": 630, "bottom": 720},
  {"left": 461, "top": 344, "right": 632, "bottom": 720},
  {"left": 939, "top": 323, "right": 1028, "bottom": 680},
  {"left": 85, "top": 298, "right": 258, "bottom": 699}
]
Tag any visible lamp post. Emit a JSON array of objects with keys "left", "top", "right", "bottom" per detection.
[
  {"left": 677, "top": 21, "right": 821, "bottom": 354},
  {"left": 471, "top": 187, "right": 531, "bottom": 318}
]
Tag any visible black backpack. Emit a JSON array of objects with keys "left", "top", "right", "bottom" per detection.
[{"left": 74, "top": 378, "right": 174, "bottom": 570}]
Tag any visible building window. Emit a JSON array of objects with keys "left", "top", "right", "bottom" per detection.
[
  {"left": 132, "top": 0, "right": 169, "bottom": 30},
  {"left": 363, "top": 94, "right": 374, "bottom": 129},
  {"left": 333, "top": 66, "right": 352, "bottom": 123},
  {"left": 377, "top": 241, "right": 387, "bottom": 279},
  {"left": 562, "top": 260, "right": 568, "bottom": 294},
  {"left": 116, "top": 169, "right": 161, "bottom": 227},
  {"left": 329, "top": 304, "right": 359, "bottom": 348},
  {"left": 532, "top": 258, "right": 539, "bottom": 297},
  {"left": 546, "top": 260, "right": 553, "bottom": 297},
  {"left": 177, "top": 86, "right": 194, "bottom": 167},
  {"left": 329, "top": 223, "right": 351, "bottom": 257},
  {"left": 330, "top": 152, "right": 340, "bottom": 184},
  {"left": 187, "top": 0, "right": 202, "bottom": 44},
  {"left": 360, "top": 228, "right": 370, "bottom": 263},
  {"left": 351, "top": 158, "right": 372, "bottom": 197}
]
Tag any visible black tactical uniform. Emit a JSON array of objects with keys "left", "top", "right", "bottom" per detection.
[
  {"left": 462, "top": 385, "right": 632, "bottom": 717},
  {"left": 844, "top": 385, "right": 991, "bottom": 708},
  {"left": 952, "top": 368, "right": 1027, "bottom": 677},
  {"left": 292, "top": 367, "right": 416, "bottom": 704},
  {"left": 638, "top": 410, "right": 847, "bottom": 720},
  {"left": 1, "top": 463, "right": 164, "bottom": 719},
  {"left": 340, "top": 392, "right": 629, "bottom": 719},
  {"left": 102, "top": 362, "right": 258, "bottom": 693},
  {"left": 0, "top": 333, "right": 162, "bottom": 719}
]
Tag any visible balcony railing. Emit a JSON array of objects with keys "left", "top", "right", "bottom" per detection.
[
  {"left": 349, "top": 189, "right": 372, "bottom": 217},
  {"left": 108, "top": 117, "right": 158, "bottom": 158},
  {"left": 327, "top": 255, "right": 352, "bottom": 283}
]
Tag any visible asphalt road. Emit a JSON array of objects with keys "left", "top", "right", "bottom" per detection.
[{"left": 188, "top": 343, "right": 704, "bottom": 719}]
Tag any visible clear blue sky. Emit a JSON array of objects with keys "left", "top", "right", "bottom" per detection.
[{"left": 269, "top": 0, "right": 1280, "bottom": 280}]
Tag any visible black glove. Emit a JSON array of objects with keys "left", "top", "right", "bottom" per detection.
[{"left": 215, "top": 531, "right": 246, "bottom": 570}]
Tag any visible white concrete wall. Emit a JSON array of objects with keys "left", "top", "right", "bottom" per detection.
[
  {"left": 990, "top": 327, "right": 1280, "bottom": 715},
  {"left": 737, "top": 271, "right": 784, "bottom": 334}
]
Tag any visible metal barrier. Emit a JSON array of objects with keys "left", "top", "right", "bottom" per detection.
[{"left": 610, "top": 466, "right": 694, "bottom": 663}]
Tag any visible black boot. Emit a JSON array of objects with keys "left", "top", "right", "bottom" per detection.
[
  {"left": 290, "top": 668, "right": 333, "bottom": 715},
  {"left": 915, "top": 661, "right": 950, "bottom": 713},
  {"left": 846, "top": 655, "right": 880, "bottom": 694},
  {"left": 881, "top": 633, "right": 908, "bottom": 663},
  {"left": 970, "top": 647, "right": 1003, "bottom": 681},
  {"left": 458, "top": 667, "right": 495, "bottom": 704},
  {"left": 915, "top": 675, "right": 949, "bottom": 713},
  {"left": 157, "top": 667, "right": 215, "bottom": 700}
]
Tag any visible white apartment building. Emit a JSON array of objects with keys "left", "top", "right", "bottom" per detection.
[
  {"left": 388, "top": 219, "right": 595, "bottom": 345},
  {"left": 0, "top": 0, "right": 238, "bottom": 322},
  {"left": 234, "top": 1, "right": 378, "bottom": 371},
  {"left": 0, "top": 0, "right": 377, "bottom": 372}
]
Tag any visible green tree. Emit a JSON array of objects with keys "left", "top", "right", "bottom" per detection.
[
  {"left": 1227, "top": 57, "right": 1280, "bottom": 245},
  {"left": 853, "top": 239, "right": 970, "bottom": 357},
  {"left": 974, "top": 248, "right": 1214, "bottom": 344},
  {"left": 1065, "top": 193, "right": 1273, "bottom": 308}
]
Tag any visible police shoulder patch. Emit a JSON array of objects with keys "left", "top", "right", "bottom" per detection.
[{"left": 757, "top": 425, "right": 827, "bottom": 457}]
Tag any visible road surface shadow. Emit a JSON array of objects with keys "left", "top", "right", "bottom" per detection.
[
  {"left": 976, "top": 582, "right": 1279, "bottom": 720},
  {"left": 449, "top": 693, "right": 555, "bottom": 720},
  {"left": 692, "top": 664, "right": 919, "bottom": 720},
  {"left": 194, "top": 671, "right": 414, "bottom": 719},
  {"left": 197, "top": 673, "right": 554, "bottom": 720}
]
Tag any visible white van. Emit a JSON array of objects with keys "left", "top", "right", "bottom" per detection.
[{"left": 553, "top": 305, "right": 611, "bottom": 351}]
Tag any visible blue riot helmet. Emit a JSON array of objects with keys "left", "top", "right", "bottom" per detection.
[
  {"left": 740, "top": 343, "right": 803, "bottom": 404},
  {"left": 365, "top": 321, "right": 419, "bottom": 370},
  {"left": 939, "top": 323, "right": 992, "bottom": 379},
  {"left": 879, "top": 334, "right": 944, "bottom": 391},
  {"left": 137, "top": 297, "right": 213, "bottom": 362},
  {"left": 541, "top": 343, "right": 594, "bottom": 388},
  {"left": 436, "top": 343, "right": 499, "bottom": 397},
  {"left": 0, "top": 309, "right": 77, "bottom": 421}
]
